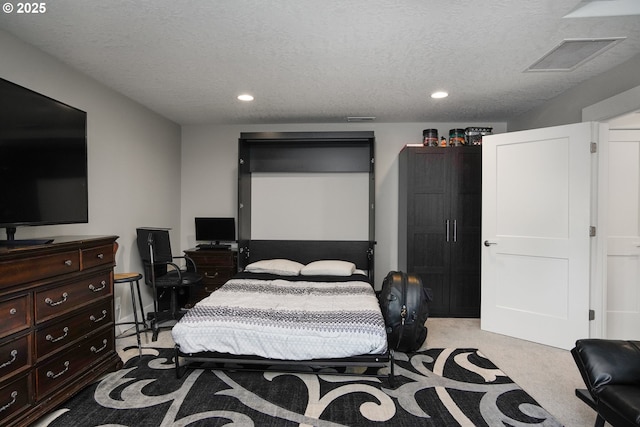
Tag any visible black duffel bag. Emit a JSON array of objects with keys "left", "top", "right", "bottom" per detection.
[{"left": 379, "top": 271, "right": 433, "bottom": 352}]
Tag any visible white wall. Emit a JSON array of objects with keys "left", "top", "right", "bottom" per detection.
[
  {"left": 251, "top": 172, "right": 370, "bottom": 240},
  {"left": 181, "top": 122, "right": 506, "bottom": 289},
  {"left": 509, "top": 53, "right": 640, "bottom": 131},
  {"left": 0, "top": 30, "right": 182, "bottom": 323}
]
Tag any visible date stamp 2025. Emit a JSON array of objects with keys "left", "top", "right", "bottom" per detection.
[{"left": 3, "top": 2, "right": 47, "bottom": 14}]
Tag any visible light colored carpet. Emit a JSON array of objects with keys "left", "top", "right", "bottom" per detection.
[
  {"left": 113, "top": 318, "right": 598, "bottom": 427},
  {"left": 425, "top": 318, "right": 596, "bottom": 427}
]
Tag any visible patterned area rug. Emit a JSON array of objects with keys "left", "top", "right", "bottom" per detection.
[{"left": 40, "top": 347, "right": 562, "bottom": 426}]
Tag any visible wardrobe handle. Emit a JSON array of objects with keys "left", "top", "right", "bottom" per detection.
[
  {"left": 453, "top": 220, "right": 457, "bottom": 243},
  {"left": 446, "top": 220, "right": 450, "bottom": 242},
  {"left": 484, "top": 240, "right": 497, "bottom": 247}
]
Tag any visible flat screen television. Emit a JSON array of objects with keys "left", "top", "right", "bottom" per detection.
[
  {"left": 195, "top": 217, "right": 235, "bottom": 249},
  {"left": 0, "top": 78, "right": 88, "bottom": 245}
]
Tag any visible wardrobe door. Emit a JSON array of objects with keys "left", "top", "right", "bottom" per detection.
[
  {"left": 406, "top": 148, "right": 451, "bottom": 316},
  {"left": 449, "top": 147, "right": 482, "bottom": 316}
]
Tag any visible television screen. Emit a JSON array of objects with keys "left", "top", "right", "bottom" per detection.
[
  {"left": 195, "top": 217, "right": 236, "bottom": 242},
  {"left": 0, "top": 78, "right": 88, "bottom": 237}
]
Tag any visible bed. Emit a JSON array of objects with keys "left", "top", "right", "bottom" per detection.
[
  {"left": 172, "top": 132, "right": 392, "bottom": 382},
  {"left": 171, "top": 240, "right": 394, "bottom": 384}
]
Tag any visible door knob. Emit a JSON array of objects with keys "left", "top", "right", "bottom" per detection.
[{"left": 484, "top": 240, "right": 497, "bottom": 247}]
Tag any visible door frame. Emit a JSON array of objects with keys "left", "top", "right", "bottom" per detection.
[{"left": 583, "top": 84, "right": 640, "bottom": 338}]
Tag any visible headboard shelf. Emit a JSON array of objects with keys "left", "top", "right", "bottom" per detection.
[
  {"left": 240, "top": 131, "right": 374, "bottom": 173},
  {"left": 247, "top": 143, "right": 371, "bottom": 173}
]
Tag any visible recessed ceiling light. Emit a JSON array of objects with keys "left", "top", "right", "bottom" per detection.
[
  {"left": 431, "top": 91, "right": 448, "bottom": 99},
  {"left": 237, "top": 94, "right": 254, "bottom": 101}
]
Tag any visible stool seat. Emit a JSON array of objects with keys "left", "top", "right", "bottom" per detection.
[
  {"left": 114, "top": 272, "right": 146, "bottom": 357},
  {"left": 115, "top": 272, "right": 143, "bottom": 283}
]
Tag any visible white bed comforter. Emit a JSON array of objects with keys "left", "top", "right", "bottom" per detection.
[{"left": 171, "top": 277, "right": 388, "bottom": 360}]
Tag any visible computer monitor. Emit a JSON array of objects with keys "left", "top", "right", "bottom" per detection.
[{"left": 195, "top": 217, "right": 235, "bottom": 245}]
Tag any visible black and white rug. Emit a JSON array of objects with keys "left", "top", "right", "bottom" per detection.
[{"left": 40, "top": 347, "right": 562, "bottom": 426}]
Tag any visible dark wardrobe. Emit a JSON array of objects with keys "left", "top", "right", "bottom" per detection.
[{"left": 398, "top": 145, "right": 482, "bottom": 317}]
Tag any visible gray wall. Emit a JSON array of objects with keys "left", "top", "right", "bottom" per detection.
[
  {"left": 509, "top": 53, "right": 640, "bottom": 131},
  {"left": 180, "top": 122, "right": 505, "bottom": 289},
  {"left": 0, "top": 30, "right": 182, "bottom": 324}
]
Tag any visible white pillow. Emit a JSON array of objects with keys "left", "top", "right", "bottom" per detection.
[
  {"left": 244, "top": 259, "right": 304, "bottom": 276},
  {"left": 300, "top": 260, "right": 356, "bottom": 276}
]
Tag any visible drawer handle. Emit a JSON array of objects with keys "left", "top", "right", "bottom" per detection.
[
  {"left": 97, "top": 253, "right": 104, "bottom": 259},
  {"left": 0, "top": 391, "right": 18, "bottom": 413},
  {"left": 64, "top": 260, "right": 73, "bottom": 266},
  {"left": 90, "top": 339, "right": 108, "bottom": 354},
  {"left": 46, "top": 361, "right": 70, "bottom": 379},
  {"left": 9, "top": 308, "right": 17, "bottom": 315},
  {"left": 89, "top": 281, "right": 107, "bottom": 292},
  {"left": 90, "top": 310, "right": 108, "bottom": 323},
  {"left": 45, "top": 292, "right": 69, "bottom": 307},
  {"left": 0, "top": 350, "right": 18, "bottom": 369},
  {"left": 204, "top": 272, "right": 219, "bottom": 279},
  {"left": 46, "top": 327, "right": 69, "bottom": 343}
]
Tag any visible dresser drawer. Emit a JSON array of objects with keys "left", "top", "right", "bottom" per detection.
[
  {"left": 35, "top": 272, "right": 112, "bottom": 323},
  {"left": 189, "top": 251, "right": 236, "bottom": 266},
  {"left": 0, "top": 250, "right": 80, "bottom": 288},
  {"left": 36, "top": 300, "right": 114, "bottom": 359},
  {"left": 36, "top": 329, "right": 114, "bottom": 399},
  {"left": 82, "top": 244, "right": 114, "bottom": 270},
  {"left": 0, "top": 374, "right": 33, "bottom": 423},
  {"left": 201, "top": 266, "right": 235, "bottom": 286},
  {"left": 0, "top": 333, "right": 32, "bottom": 383},
  {"left": 0, "top": 294, "right": 31, "bottom": 339}
]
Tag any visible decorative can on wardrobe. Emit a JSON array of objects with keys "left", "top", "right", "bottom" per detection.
[
  {"left": 422, "top": 129, "right": 438, "bottom": 146},
  {"left": 448, "top": 129, "right": 465, "bottom": 146}
]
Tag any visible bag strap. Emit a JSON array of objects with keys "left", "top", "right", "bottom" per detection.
[{"left": 396, "top": 272, "right": 408, "bottom": 350}]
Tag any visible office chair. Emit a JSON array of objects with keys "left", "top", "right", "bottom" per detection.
[{"left": 136, "top": 228, "right": 202, "bottom": 341}]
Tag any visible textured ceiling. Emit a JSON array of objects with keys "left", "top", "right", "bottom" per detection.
[{"left": 1, "top": 0, "right": 639, "bottom": 125}]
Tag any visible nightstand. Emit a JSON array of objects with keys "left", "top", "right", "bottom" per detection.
[{"left": 183, "top": 248, "right": 237, "bottom": 304}]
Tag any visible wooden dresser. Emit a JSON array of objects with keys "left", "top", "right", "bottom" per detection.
[
  {"left": 0, "top": 235, "right": 123, "bottom": 427},
  {"left": 183, "top": 248, "right": 237, "bottom": 304}
]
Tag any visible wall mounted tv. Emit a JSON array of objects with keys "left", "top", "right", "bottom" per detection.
[{"left": 0, "top": 78, "right": 88, "bottom": 246}]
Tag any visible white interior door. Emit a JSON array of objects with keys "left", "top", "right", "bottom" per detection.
[
  {"left": 481, "top": 122, "right": 596, "bottom": 350},
  {"left": 606, "top": 129, "right": 640, "bottom": 339}
]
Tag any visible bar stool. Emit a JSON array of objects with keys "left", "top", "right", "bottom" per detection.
[{"left": 114, "top": 272, "right": 147, "bottom": 357}]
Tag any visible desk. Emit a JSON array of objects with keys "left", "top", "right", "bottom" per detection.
[{"left": 184, "top": 248, "right": 237, "bottom": 305}]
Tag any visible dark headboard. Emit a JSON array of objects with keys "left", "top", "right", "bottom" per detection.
[{"left": 240, "top": 240, "right": 375, "bottom": 282}]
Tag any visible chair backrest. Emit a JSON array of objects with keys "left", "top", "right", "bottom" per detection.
[
  {"left": 136, "top": 228, "right": 174, "bottom": 284},
  {"left": 136, "top": 228, "right": 173, "bottom": 263}
]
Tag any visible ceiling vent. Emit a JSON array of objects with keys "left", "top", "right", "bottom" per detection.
[
  {"left": 347, "top": 116, "right": 376, "bottom": 122},
  {"left": 525, "top": 38, "right": 625, "bottom": 72}
]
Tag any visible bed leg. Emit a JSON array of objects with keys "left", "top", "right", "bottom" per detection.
[{"left": 174, "top": 346, "right": 186, "bottom": 379}]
